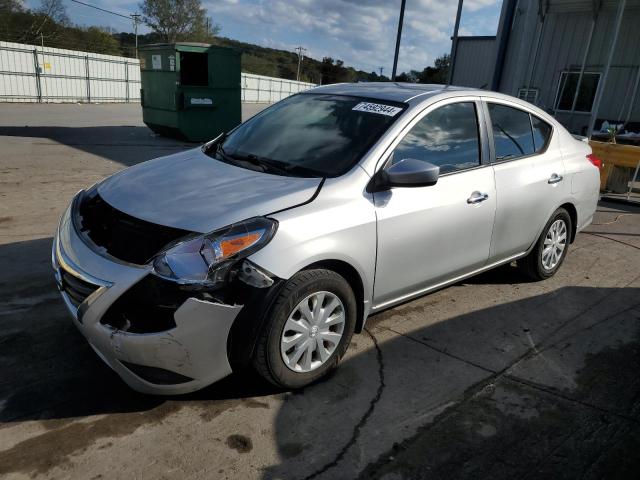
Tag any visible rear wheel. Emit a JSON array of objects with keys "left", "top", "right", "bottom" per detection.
[
  {"left": 252, "top": 269, "right": 356, "bottom": 389},
  {"left": 518, "top": 208, "right": 572, "bottom": 280}
]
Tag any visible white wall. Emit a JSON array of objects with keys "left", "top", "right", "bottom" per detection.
[
  {"left": 0, "top": 41, "right": 315, "bottom": 104},
  {"left": 0, "top": 41, "right": 141, "bottom": 102},
  {"left": 241, "top": 72, "right": 314, "bottom": 103}
]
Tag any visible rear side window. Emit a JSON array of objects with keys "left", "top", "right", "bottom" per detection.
[
  {"left": 488, "top": 103, "right": 535, "bottom": 161},
  {"left": 391, "top": 102, "right": 480, "bottom": 174},
  {"left": 531, "top": 115, "right": 552, "bottom": 152}
]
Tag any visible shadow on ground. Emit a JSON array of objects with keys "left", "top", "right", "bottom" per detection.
[
  {"left": 1, "top": 232, "right": 639, "bottom": 478},
  {"left": 0, "top": 126, "right": 193, "bottom": 167}
]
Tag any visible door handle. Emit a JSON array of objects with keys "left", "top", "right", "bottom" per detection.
[
  {"left": 467, "top": 191, "right": 489, "bottom": 204},
  {"left": 548, "top": 173, "right": 563, "bottom": 184}
]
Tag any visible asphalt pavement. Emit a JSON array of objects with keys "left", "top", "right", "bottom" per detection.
[{"left": 0, "top": 103, "right": 639, "bottom": 479}]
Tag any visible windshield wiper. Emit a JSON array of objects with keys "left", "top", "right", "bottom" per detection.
[
  {"left": 210, "top": 143, "right": 324, "bottom": 178},
  {"left": 228, "top": 153, "right": 292, "bottom": 176}
]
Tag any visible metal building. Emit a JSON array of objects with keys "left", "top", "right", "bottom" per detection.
[{"left": 451, "top": 0, "right": 640, "bottom": 138}]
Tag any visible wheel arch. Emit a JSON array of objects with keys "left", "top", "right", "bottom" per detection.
[
  {"left": 559, "top": 202, "right": 578, "bottom": 243},
  {"left": 302, "top": 259, "right": 367, "bottom": 334}
]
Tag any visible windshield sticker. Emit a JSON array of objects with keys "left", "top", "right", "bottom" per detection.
[{"left": 352, "top": 102, "right": 402, "bottom": 116}]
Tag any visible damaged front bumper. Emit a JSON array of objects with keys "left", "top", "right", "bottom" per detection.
[{"left": 52, "top": 202, "right": 244, "bottom": 395}]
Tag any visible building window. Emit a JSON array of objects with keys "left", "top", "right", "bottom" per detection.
[
  {"left": 554, "top": 72, "right": 600, "bottom": 112},
  {"left": 517, "top": 88, "right": 538, "bottom": 105}
]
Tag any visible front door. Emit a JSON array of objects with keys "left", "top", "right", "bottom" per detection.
[{"left": 373, "top": 100, "right": 496, "bottom": 308}]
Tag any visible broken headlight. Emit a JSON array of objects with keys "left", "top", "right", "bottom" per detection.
[{"left": 151, "top": 217, "right": 277, "bottom": 287}]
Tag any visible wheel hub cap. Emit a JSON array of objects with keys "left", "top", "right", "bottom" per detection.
[{"left": 280, "top": 291, "right": 346, "bottom": 373}]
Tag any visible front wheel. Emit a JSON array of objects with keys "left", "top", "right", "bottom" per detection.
[
  {"left": 252, "top": 269, "right": 356, "bottom": 389},
  {"left": 518, "top": 207, "right": 572, "bottom": 280}
]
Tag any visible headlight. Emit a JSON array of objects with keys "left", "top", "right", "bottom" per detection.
[{"left": 151, "top": 217, "right": 277, "bottom": 287}]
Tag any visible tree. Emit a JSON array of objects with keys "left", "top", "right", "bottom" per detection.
[
  {"left": 319, "top": 57, "right": 357, "bottom": 85},
  {"left": 419, "top": 53, "right": 450, "bottom": 84},
  {"left": 37, "top": 0, "right": 69, "bottom": 25},
  {"left": 139, "top": 0, "right": 215, "bottom": 43},
  {"left": 395, "top": 53, "right": 451, "bottom": 85},
  {"left": 396, "top": 70, "right": 419, "bottom": 83},
  {"left": 83, "top": 26, "right": 121, "bottom": 55},
  {"left": 21, "top": 0, "right": 69, "bottom": 45}
]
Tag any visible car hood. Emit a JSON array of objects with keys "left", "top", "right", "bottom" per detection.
[{"left": 97, "top": 148, "right": 322, "bottom": 233}]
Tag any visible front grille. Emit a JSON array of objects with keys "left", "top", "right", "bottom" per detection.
[
  {"left": 60, "top": 269, "right": 100, "bottom": 308},
  {"left": 76, "top": 191, "right": 191, "bottom": 265},
  {"left": 100, "top": 274, "right": 191, "bottom": 333}
]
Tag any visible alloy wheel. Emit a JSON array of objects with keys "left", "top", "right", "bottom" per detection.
[{"left": 542, "top": 219, "right": 567, "bottom": 270}]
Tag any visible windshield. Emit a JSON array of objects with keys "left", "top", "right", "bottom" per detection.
[{"left": 208, "top": 93, "right": 406, "bottom": 177}]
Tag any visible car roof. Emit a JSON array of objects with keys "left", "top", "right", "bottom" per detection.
[{"left": 307, "top": 82, "right": 481, "bottom": 104}]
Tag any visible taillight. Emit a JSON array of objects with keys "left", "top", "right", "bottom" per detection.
[{"left": 587, "top": 153, "right": 602, "bottom": 169}]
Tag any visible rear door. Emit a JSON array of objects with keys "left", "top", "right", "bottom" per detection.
[
  {"left": 373, "top": 98, "right": 496, "bottom": 308},
  {"left": 483, "top": 100, "right": 567, "bottom": 262}
]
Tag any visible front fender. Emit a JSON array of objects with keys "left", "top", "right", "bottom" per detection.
[{"left": 248, "top": 172, "right": 377, "bottom": 318}]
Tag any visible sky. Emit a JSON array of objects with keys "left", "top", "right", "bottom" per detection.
[{"left": 27, "top": 0, "right": 503, "bottom": 74}]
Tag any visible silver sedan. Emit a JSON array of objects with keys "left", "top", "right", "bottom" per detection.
[{"left": 53, "top": 83, "right": 600, "bottom": 394}]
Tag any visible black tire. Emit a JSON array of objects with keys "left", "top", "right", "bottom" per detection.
[
  {"left": 517, "top": 207, "right": 572, "bottom": 281},
  {"left": 252, "top": 269, "right": 356, "bottom": 389}
]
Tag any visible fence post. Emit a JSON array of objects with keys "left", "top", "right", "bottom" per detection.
[
  {"left": 85, "top": 55, "right": 91, "bottom": 103},
  {"left": 125, "top": 61, "right": 129, "bottom": 103},
  {"left": 32, "top": 48, "right": 42, "bottom": 103}
]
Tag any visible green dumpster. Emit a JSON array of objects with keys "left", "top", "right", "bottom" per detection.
[{"left": 139, "top": 43, "right": 241, "bottom": 142}]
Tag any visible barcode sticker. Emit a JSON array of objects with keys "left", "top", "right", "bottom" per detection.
[{"left": 352, "top": 102, "right": 402, "bottom": 116}]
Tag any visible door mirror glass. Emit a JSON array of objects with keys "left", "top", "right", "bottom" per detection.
[{"left": 382, "top": 158, "right": 439, "bottom": 188}]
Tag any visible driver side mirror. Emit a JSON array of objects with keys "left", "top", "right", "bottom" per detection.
[{"left": 371, "top": 158, "right": 440, "bottom": 191}]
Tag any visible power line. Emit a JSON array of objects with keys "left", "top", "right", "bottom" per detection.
[
  {"left": 69, "top": 0, "right": 132, "bottom": 20},
  {"left": 68, "top": 0, "right": 141, "bottom": 57}
]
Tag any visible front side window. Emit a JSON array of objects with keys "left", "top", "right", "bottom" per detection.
[
  {"left": 554, "top": 72, "right": 600, "bottom": 112},
  {"left": 211, "top": 93, "right": 406, "bottom": 177},
  {"left": 390, "top": 102, "right": 481, "bottom": 174},
  {"left": 488, "top": 103, "right": 535, "bottom": 161}
]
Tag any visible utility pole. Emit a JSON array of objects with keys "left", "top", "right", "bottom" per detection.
[
  {"left": 40, "top": 32, "right": 44, "bottom": 48},
  {"left": 379, "top": 66, "right": 384, "bottom": 78},
  {"left": 447, "top": 0, "right": 464, "bottom": 86},
  {"left": 295, "top": 46, "right": 307, "bottom": 82},
  {"left": 391, "top": 0, "right": 407, "bottom": 81},
  {"left": 130, "top": 14, "right": 141, "bottom": 59}
]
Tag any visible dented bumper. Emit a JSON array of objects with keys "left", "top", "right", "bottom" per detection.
[{"left": 52, "top": 202, "right": 243, "bottom": 395}]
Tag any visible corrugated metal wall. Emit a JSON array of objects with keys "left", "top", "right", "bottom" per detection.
[
  {"left": 453, "top": 0, "right": 640, "bottom": 133},
  {"left": 0, "top": 41, "right": 315, "bottom": 104},
  {"left": 451, "top": 37, "right": 497, "bottom": 88},
  {"left": 499, "top": 0, "right": 640, "bottom": 133}
]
